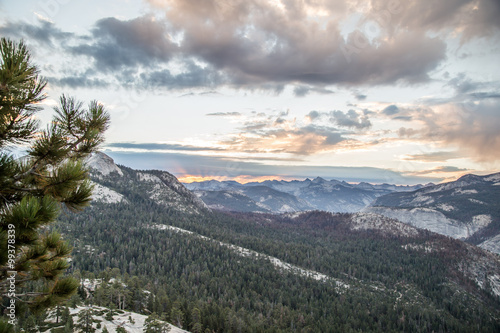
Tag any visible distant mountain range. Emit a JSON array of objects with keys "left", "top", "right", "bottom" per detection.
[
  {"left": 184, "top": 177, "right": 426, "bottom": 213},
  {"left": 364, "top": 172, "right": 500, "bottom": 253},
  {"left": 185, "top": 171, "right": 500, "bottom": 254},
  {"left": 87, "top": 153, "right": 500, "bottom": 254}
]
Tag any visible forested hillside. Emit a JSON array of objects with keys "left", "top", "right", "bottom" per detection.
[{"left": 49, "top": 153, "right": 500, "bottom": 332}]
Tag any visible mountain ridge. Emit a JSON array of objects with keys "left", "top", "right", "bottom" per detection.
[
  {"left": 185, "top": 177, "right": 427, "bottom": 213},
  {"left": 86, "top": 152, "right": 209, "bottom": 214},
  {"left": 364, "top": 172, "right": 500, "bottom": 253}
]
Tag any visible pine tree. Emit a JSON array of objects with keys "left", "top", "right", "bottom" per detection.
[
  {"left": 23, "top": 315, "right": 38, "bottom": 333},
  {"left": 116, "top": 326, "right": 128, "bottom": 333},
  {"left": 64, "top": 311, "right": 74, "bottom": 332},
  {"left": 0, "top": 37, "right": 110, "bottom": 327},
  {"left": 55, "top": 304, "right": 62, "bottom": 324},
  {"left": 170, "top": 301, "right": 183, "bottom": 329},
  {"left": 105, "top": 309, "right": 114, "bottom": 322},
  {"left": 191, "top": 307, "right": 202, "bottom": 333},
  {"left": 61, "top": 306, "right": 71, "bottom": 325},
  {"left": 143, "top": 313, "right": 170, "bottom": 333},
  {"left": 76, "top": 307, "right": 96, "bottom": 333}
]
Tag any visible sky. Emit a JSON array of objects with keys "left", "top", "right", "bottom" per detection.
[{"left": 1, "top": 0, "right": 500, "bottom": 184}]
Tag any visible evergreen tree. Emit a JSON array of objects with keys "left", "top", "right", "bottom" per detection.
[
  {"left": 170, "top": 302, "right": 183, "bottom": 329},
  {"left": 0, "top": 37, "right": 110, "bottom": 327},
  {"left": 63, "top": 312, "right": 74, "bottom": 332},
  {"left": 116, "top": 325, "right": 128, "bottom": 333},
  {"left": 23, "top": 315, "right": 38, "bottom": 333},
  {"left": 54, "top": 305, "right": 62, "bottom": 324},
  {"left": 60, "top": 306, "right": 71, "bottom": 324},
  {"left": 143, "top": 313, "right": 170, "bottom": 333},
  {"left": 76, "top": 307, "right": 96, "bottom": 333},
  {"left": 104, "top": 309, "right": 114, "bottom": 322},
  {"left": 191, "top": 307, "right": 202, "bottom": 333}
]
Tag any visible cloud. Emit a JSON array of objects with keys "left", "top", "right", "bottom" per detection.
[
  {"left": 220, "top": 125, "right": 348, "bottom": 156},
  {"left": 432, "top": 101, "right": 500, "bottom": 162},
  {"left": 70, "top": 15, "right": 177, "bottom": 71},
  {"left": 352, "top": 90, "right": 367, "bottom": 100},
  {"left": 46, "top": 74, "right": 110, "bottom": 89},
  {"left": 395, "top": 99, "right": 500, "bottom": 162},
  {"left": 138, "top": 60, "right": 224, "bottom": 89},
  {"left": 444, "top": 74, "right": 500, "bottom": 105},
  {"left": 105, "top": 142, "right": 225, "bottom": 152},
  {"left": 1, "top": 1, "right": 454, "bottom": 91},
  {"left": 293, "top": 85, "right": 334, "bottom": 97},
  {"left": 3, "top": 0, "right": 497, "bottom": 93},
  {"left": 366, "top": 0, "right": 500, "bottom": 42},
  {"left": 382, "top": 105, "right": 399, "bottom": 116},
  {"left": 0, "top": 19, "right": 72, "bottom": 47},
  {"left": 212, "top": 110, "right": 360, "bottom": 155},
  {"left": 408, "top": 166, "right": 470, "bottom": 176},
  {"left": 329, "top": 110, "right": 371, "bottom": 129},
  {"left": 403, "top": 151, "right": 463, "bottom": 162},
  {"left": 143, "top": 0, "right": 447, "bottom": 87},
  {"left": 206, "top": 112, "right": 242, "bottom": 117},
  {"left": 105, "top": 150, "right": 440, "bottom": 184},
  {"left": 304, "top": 109, "right": 371, "bottom": 129},
  {"left": 305, "top": 110, "right": 321, "bottom": 122}
]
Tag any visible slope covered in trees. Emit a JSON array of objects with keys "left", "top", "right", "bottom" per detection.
[{"left": 50, "top": 157, "right": 500, "bottom": 332}]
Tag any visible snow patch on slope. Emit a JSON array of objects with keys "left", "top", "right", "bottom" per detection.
[
  {"left": 91, "top": 182, "right": 126, "bottom": 204},
  {"left": 137, "top": 172, "right": 162, "bottom": 183},
  {"left": 402, "top": 241, "right": 445, "bottom": 253},
  {"left": 469, "top": 198, "right": 486, "bottom": 205},
  {"left": 485, "top": 173, "right": 500, "bottom": 182},
  {"left": 150, "top": 224, "right": 349, "bottom": 289},
  {"left": 472, "top": 214, "right": 492, "bottom": 228},
  {"left": 458, "top": 244, "right": 500, "bottom": 298},
  {"left": 410, "top": 194, "right": 434, "bottom": 205},
  {"left": 351, "top": 213, "right": 420, "bottom": 237},
  {"left": 437, "top": 203, "right": 454, "bottom": 212},
  {"left": 364, "top": 207, "right": 469, "bottom": 239},
  {"left": 479, "top": 233, "right": 500, "bottom": 254},
  {"left": 66, "top": 306, "right": 188, "bottom": 333},
  {"left": 453, "top": 189, "right": 478, "bottom": 195}
]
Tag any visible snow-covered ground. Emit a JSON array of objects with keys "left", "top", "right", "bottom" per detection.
[
  {"left": 485, "top": 173, "right": 500, "bottom": 182},
  {"left": 150, "top": 224, "right": 349, "bottom": 290},
  {"left": 457, "top": 244, "right": 500, "bottom": 298},
  {"left": 453, "top": 189, "right": 478, "bottom": 195},
  {"left": 363, "top": 207, "right": 470, "bottom": 239},
  {"left": 92, "top": 183, "right": 127, "bottom": 204},
  {"left": 402, "top": 241, "right": 445, "bottom": 253},
  {"left": 61, "top": 305, "right": 189, "bottom": 333},
  {"left": 479, "top": 233, "right": 500, "bottom": 253},
  {"left": 437, "top": 203, "right": 455, "bottom": 212},
  {"left": 137, "top": 172, "right": 163, "bottom": 183},
  {"left": 350, "top": 213, "right": 420, "bottom": 237}
]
